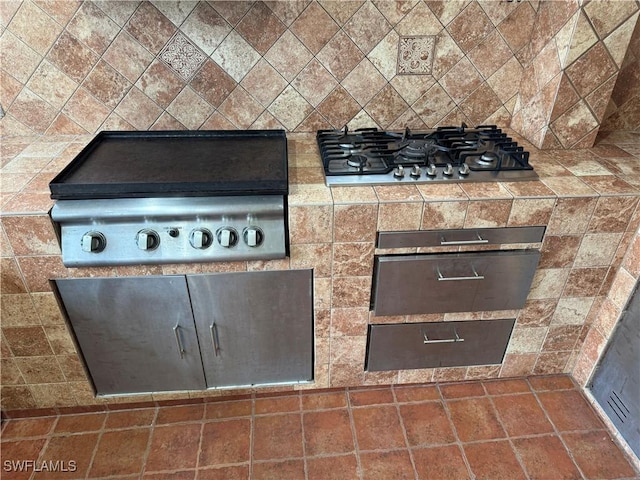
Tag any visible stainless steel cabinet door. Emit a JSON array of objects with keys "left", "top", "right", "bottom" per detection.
[
  {"left": 372, "top": 250, "right": 540, "bottom": 316},
  {"left": 54, "top": 276, "right": 206, "bottom": 395},
  {"left": 187, "top": 270, "right": 313, "bottom": 388}
]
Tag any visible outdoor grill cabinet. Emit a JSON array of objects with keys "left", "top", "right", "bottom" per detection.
[
  {"left": 53, "top": 270, "right": 313, "bottom": 396},
  {"left": 366, "top": 227, "right": 543, "bottom": 372}
]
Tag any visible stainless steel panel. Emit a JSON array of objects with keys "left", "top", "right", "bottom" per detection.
[
  {"left": 323, "top": 169, "right": 538, "bottom": 186},
  {"left": 366, "top": 319, "right": 515, "bottom": 371},
  {"left": 589, "top": 280, "right": 640, "bottom": 458},
  {"left": 372, "top": 250, "right": 540, "bottom": 316},
  {"left": 50, "top": 196, "right": 286, "bottom": 266},
  {"left": 53, "top": 276, "right": 206, "bottom": 395},
  {"left": 187, "top": 270, "right": 313, "bottom": 388},
  {"left": 377, "top": 226, "right": 545, "bottom": 249}
]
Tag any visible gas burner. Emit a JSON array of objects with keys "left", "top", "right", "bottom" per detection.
[
  {"left": 397, "top": 139, "right": 437, "bottom": 161},
  {"left": 478, "top": 152, "right": 499, "bottom": 164},
  {"left": 317, "top": 124, "right": 537, "bottom": 186},
  {"left": 347, "top": 155, "right": 369, "bottom": 168}
]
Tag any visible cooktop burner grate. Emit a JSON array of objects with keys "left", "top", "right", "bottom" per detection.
[{"left": 317, "top": 124, "right": 537, "bottom": 186}]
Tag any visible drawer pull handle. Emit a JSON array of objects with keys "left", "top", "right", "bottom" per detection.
[
  {"left": 437, "top": 266, "right": 485, "bottom": 281},
  {"left": 210, "top": 323, "right": 221, "bottom": 357},
  {"left": 173, "top": 324, "right": 185, "bottom": 359},
  {"left": 423, "top": 327, "right": 465, "bottom": 344},
  {"left": 440, "top": 232, "right": 489, "bottom": 246}
]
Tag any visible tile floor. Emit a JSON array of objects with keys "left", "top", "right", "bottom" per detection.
[{"left": 1, "top": 375, "right": 638, "bottom": 480}]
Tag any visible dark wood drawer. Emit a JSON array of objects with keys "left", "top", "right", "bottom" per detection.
[
  {"left": 365, "top": 319, "right": 515, "bottom": 371},
  {"left": 371, "top": 249, "right": 540, "bottom": 316}
]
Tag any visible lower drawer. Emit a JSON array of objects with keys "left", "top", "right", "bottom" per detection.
[{"left": 365, "top": 319, "right": 515, "bottom": 372}]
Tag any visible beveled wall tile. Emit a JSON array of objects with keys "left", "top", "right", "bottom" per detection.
[
  {"left": 103, "top": 31, "right": 154, "bottom": 83},
  {"left": 66, "top": 1, "right": 120, "bottom": 55},
  {"left": 584, "top": 0, "right": 638, "bottom": 40},
  {"left": 552, "top": 297, "right": 594, "bottom": 326},
  {"left": 289, "top": 205, "right": 333, "bottom": 244},
  {"left": 508, "top": 198, "right": 555, "bottom": 227},
  {"left": 290, "top": 1, "right": 339, "bottom": 55},
  {"left": 574, "top": 232, "right": 623, "bottom": 267},
  {"left": 4, "top": 0, "right": 630, "bottom": 143},
  {"left": 447, "top": 1, "right": 493, "bottom": 54},
  {"left": 1, "top": 294, "right": 40, "bottom": 327},
  {"left": 334, "top": 204, "right": 378, "bottom": 243},
  {"left": 2, "top": 216, "right": 59, "bottom": 256},
  {"left": 377, "top": 202, "right": 423, "bottom": 231},
  {"left": 422, "top": 201, "right": 468, "bottom": 230},
  {"left": 563, "top": 267, "right": 608, "bottom": 297},
  {"left": 125, "top": 1, "right": 176, "bottom": 55},
  {"left": 333, "top": 242, "right": 374, "bottom": 277},
  {"left": 183, "top": 2, "right": 232, "bottom": 56},
  {"left": 464, "top": 199, "right": 512, "bottom": 228},
  {"left": 529, "top": 268, "right": 571, "bottom": 299},
  {"left": 8, "top": 0, "right": 62, "bottom": 55},
  {"left": 1, "top": 258, "right": 27, "bottom": 294},
  {"left": 547, "top": 197, "right": 598, "bottom": 235}
]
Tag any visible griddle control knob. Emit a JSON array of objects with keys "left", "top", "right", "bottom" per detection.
[
  {"left": 216, "top": 227, "right": 238, "bottom": 248},
  {"left": 410, "top": 165, "right": 422, "bottom": 178},
  {"left": 243, "top": 227, "right": 263, "bottom": 247},
  {"left": 136, "top": 229, "right": 160, "bottom": 251},
  {"left": 81, "top": 231, "right": 106, "bottom": 253},
  {"left": 189, "top": 228, "right": 213, "bottom": 249},
  {"left": 426, "top": 164, "right": 437, "bottom": 177},
  {"left": 393, "top": 165, "right": 405, "bottom": 178},
  {"left": 459, "top": 163, "right": 470, "bottom": 176}
]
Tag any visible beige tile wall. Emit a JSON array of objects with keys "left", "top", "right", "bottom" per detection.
[
  {"left": 0, "top": 1, "right": 638, "bottom": 147},
  {"left": 600, "top": 9, "right": 640, "bottom": 132}
]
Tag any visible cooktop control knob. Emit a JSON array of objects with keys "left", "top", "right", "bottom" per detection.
[
  {"left": 393, "top": 165, "right": 405, "bottom": 178},
  {"left": 136, "top": 229, "right": 160, "bottom": 251},
  {"left": 81, "top": 231, "right": 106, "bottom": 253},
  {"left": 459, "top": 163, "right": 470, "bottom": 176},
  {"left": 216, "top": 227, "right": 238, "bottom": 248},
  {"left": 410, "top": 165, "right": 421, "bottom": 178},
  {"left": 243, "top": 227, "right": 263, "bottom": 247},
  {"left": 189, "top": 228, "right": 213, "bottom": 249},
  {"left": 426, "top": 164, "right": 437, "bottom": 177},
  {"left": 443, "top": 163, "right": 454, "bottom": 176}
]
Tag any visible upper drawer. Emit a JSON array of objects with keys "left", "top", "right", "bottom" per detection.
[
  {"left": 371, "top": 249, "right": 540, "bottom": 316},
  {"left": 377, "top": 226, "right": 546, "bottom": 249}
]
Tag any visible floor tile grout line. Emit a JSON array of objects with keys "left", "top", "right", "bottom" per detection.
[
  {"left": 525, "top": 377, "right": 588, "bottom": 480},
  {"left": 436, "top": 383, "right": 477, "bottom": 480},
  {"left": 193, "top": 407, "right": 207, "bottom": 474},
  {"left": 248, "top": 395, "right": 255, "bottom": 479},
  {"left": 82, "top": 410, "right": 109, "bottom": 479},
  {"left": 136, "top": 405, "right": 159, "bottom": 478},
  {"left": 390, "top": 387, "right": 419, "bottom": 480},
  {"left": 298, "top": 393, "right": 310, "bottom": 480},
  {"left": 345, "top": 390, "right": 364, "bottom": 480},
  {"left": 485, "top": 391, "right": 534, "bottom": 480},
  {"left": 27, "top": 414, "right": 62, "bottom": 480}
]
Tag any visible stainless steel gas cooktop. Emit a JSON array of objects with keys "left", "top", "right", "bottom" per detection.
[{"left": 317, "top": 125, "right": 537, "bottom": 186}]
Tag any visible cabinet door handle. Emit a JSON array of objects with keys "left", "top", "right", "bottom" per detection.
[
  {"left": 210, "top": 323, "right": 221, "bottom": 357},
  {"left": 439, "top": 232, "right": 489, "bottom": 245},
  {"left": 173, "top": 324, "right": 185, "bottom": 359},
  {"left": 437, "top": 266, "right": 485, "bottom": 281},
  {"left": 423, "top": 326, "right": 465, "bottom": 344}
]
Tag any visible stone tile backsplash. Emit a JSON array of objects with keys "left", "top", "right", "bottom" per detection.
[{"left": 1, "top": 1, "right": 638, "bottom": 147}]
